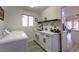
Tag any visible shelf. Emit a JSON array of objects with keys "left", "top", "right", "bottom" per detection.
[{"left": 37, "top": 19, "right": 60, "bottom": 23}]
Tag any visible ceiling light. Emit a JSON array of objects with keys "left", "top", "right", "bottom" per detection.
[
  {"left": 75, "top": 14, "right": 79, "bottom": 18},
  {"left": 29, "top": 6, "right": 35, "bottom": 8}
]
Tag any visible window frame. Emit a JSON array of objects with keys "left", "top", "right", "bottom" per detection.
[
  {"left": 66, "top": 19, "right": 79, "bottom": 30},
  {"left": 28, "top": 15, "right": 34, "bottom": 26},
  {"left": 22, "top": 15, "right": 34, "bottom": 27},
  {"left": 73, "top": 20, "right": 79, "bottom": 30},
  {"left": 66, "top": 21, "right": 72, "bottom": 30}
]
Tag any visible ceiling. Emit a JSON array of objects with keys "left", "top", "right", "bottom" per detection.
[
  {"left": 63, "top": 6, "right": 79, "bottom": 21},
  {"left": 18, "top": 6, "right": 49, "bottom": 13},
  {"left": 63, "top": 6, "right": 79, "bottom": 18}
]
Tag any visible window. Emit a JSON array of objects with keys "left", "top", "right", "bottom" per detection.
[
  {"left": 22, "top": 15, "right": 34, "bottom": 27},
  {"left": 66, "top": 20, "right": 79, "bottom": 30},
  {"left": 22, "top": 15, "right": 28, "bottom": 26},
  {"left": 29, "top": 16, "right": 34, "bottom": 26},
  {"left": 73, "top": 20, "right": 79, "bottom": 29},
  {"left": 67, "top": 21, "right": 72, "bottom": 30}
]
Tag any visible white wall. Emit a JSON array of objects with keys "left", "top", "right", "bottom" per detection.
[
  {"left": 63, "top": 6, "right": 79, "bottom": 17},
  {"left": 3, "top": 6, "right": 40, "bottom": 41}
]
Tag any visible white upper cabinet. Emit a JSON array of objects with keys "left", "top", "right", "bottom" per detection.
[{"left": 40, "top": 6, "right": 62, "bottom": 21}]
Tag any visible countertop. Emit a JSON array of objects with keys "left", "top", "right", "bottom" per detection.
[{"left": 39, "top": 31, "right": 59, "bottom": 35}]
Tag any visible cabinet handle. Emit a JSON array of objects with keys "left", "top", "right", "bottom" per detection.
[
  {"left": 43, "top": 38, "right": 46, "bottom": 43},
  {"left": 35, "top": 34, "right": 39, "bottom": 40},
  {"left": 46, "top": 35, "right": 50, "bottom": 37}
]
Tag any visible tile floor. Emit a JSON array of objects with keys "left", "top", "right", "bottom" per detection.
[
  {"left": 71, "top": 42, "right": 79, "bottom": 52},
  {"left": 67, "top": 32, "right": 79, "bottom": 52},
  {"left": 27, "top": 41, "right": 44, "bottom": 52}
]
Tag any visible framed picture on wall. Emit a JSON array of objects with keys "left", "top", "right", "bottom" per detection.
[{"left": 0, "top": 7, "right": 4, "bottom": 20}]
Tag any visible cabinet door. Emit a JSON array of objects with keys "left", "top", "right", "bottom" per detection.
[
  {"left": 38, "top": 33, "right": 45, "bottom": 49},
  {"left": 35, "top": 33, "right": 45, "bottom": 48},
  {"left": 39, "top": 34, "right": 44, "bottom": 48},
  {"left": 51, "top": 34, "right": 60, "bottom": 52},
  {"left": 35, "top": 33, "right": 40, "bottom": 42},
  {"left": 40, "top": 34, "right": 51, "bottom": 51},
  {"left": 45, "top": 35, "right": 51, "bottom": 51}
]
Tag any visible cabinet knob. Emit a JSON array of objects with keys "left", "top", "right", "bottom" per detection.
[
  {"left": 43, "top": 38, "right": 46, "bottom": 43},
  {"left": 46, "top": 35, "right": 50, "bottom": 37}
]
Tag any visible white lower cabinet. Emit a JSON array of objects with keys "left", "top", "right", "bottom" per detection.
[
  {"left": 35, "top": 33, "right": 40, "bottom": 42},
  {"left": 35, "top": 32, "right": 60, "bottom": 52},
  {"left": 45, "top": 36, "right": 51, "bottom": 51}
]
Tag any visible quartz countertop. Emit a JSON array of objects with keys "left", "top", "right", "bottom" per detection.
[{"left": 39, "top": 31, "right": 59, "bottom": 35}]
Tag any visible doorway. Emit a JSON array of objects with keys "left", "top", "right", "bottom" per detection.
[
  {"left": 62, "top": 6, "right": 79, "bottom": 52},
  {"left": 61, "top": 7, "right": 72, "bottom": 52}
]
